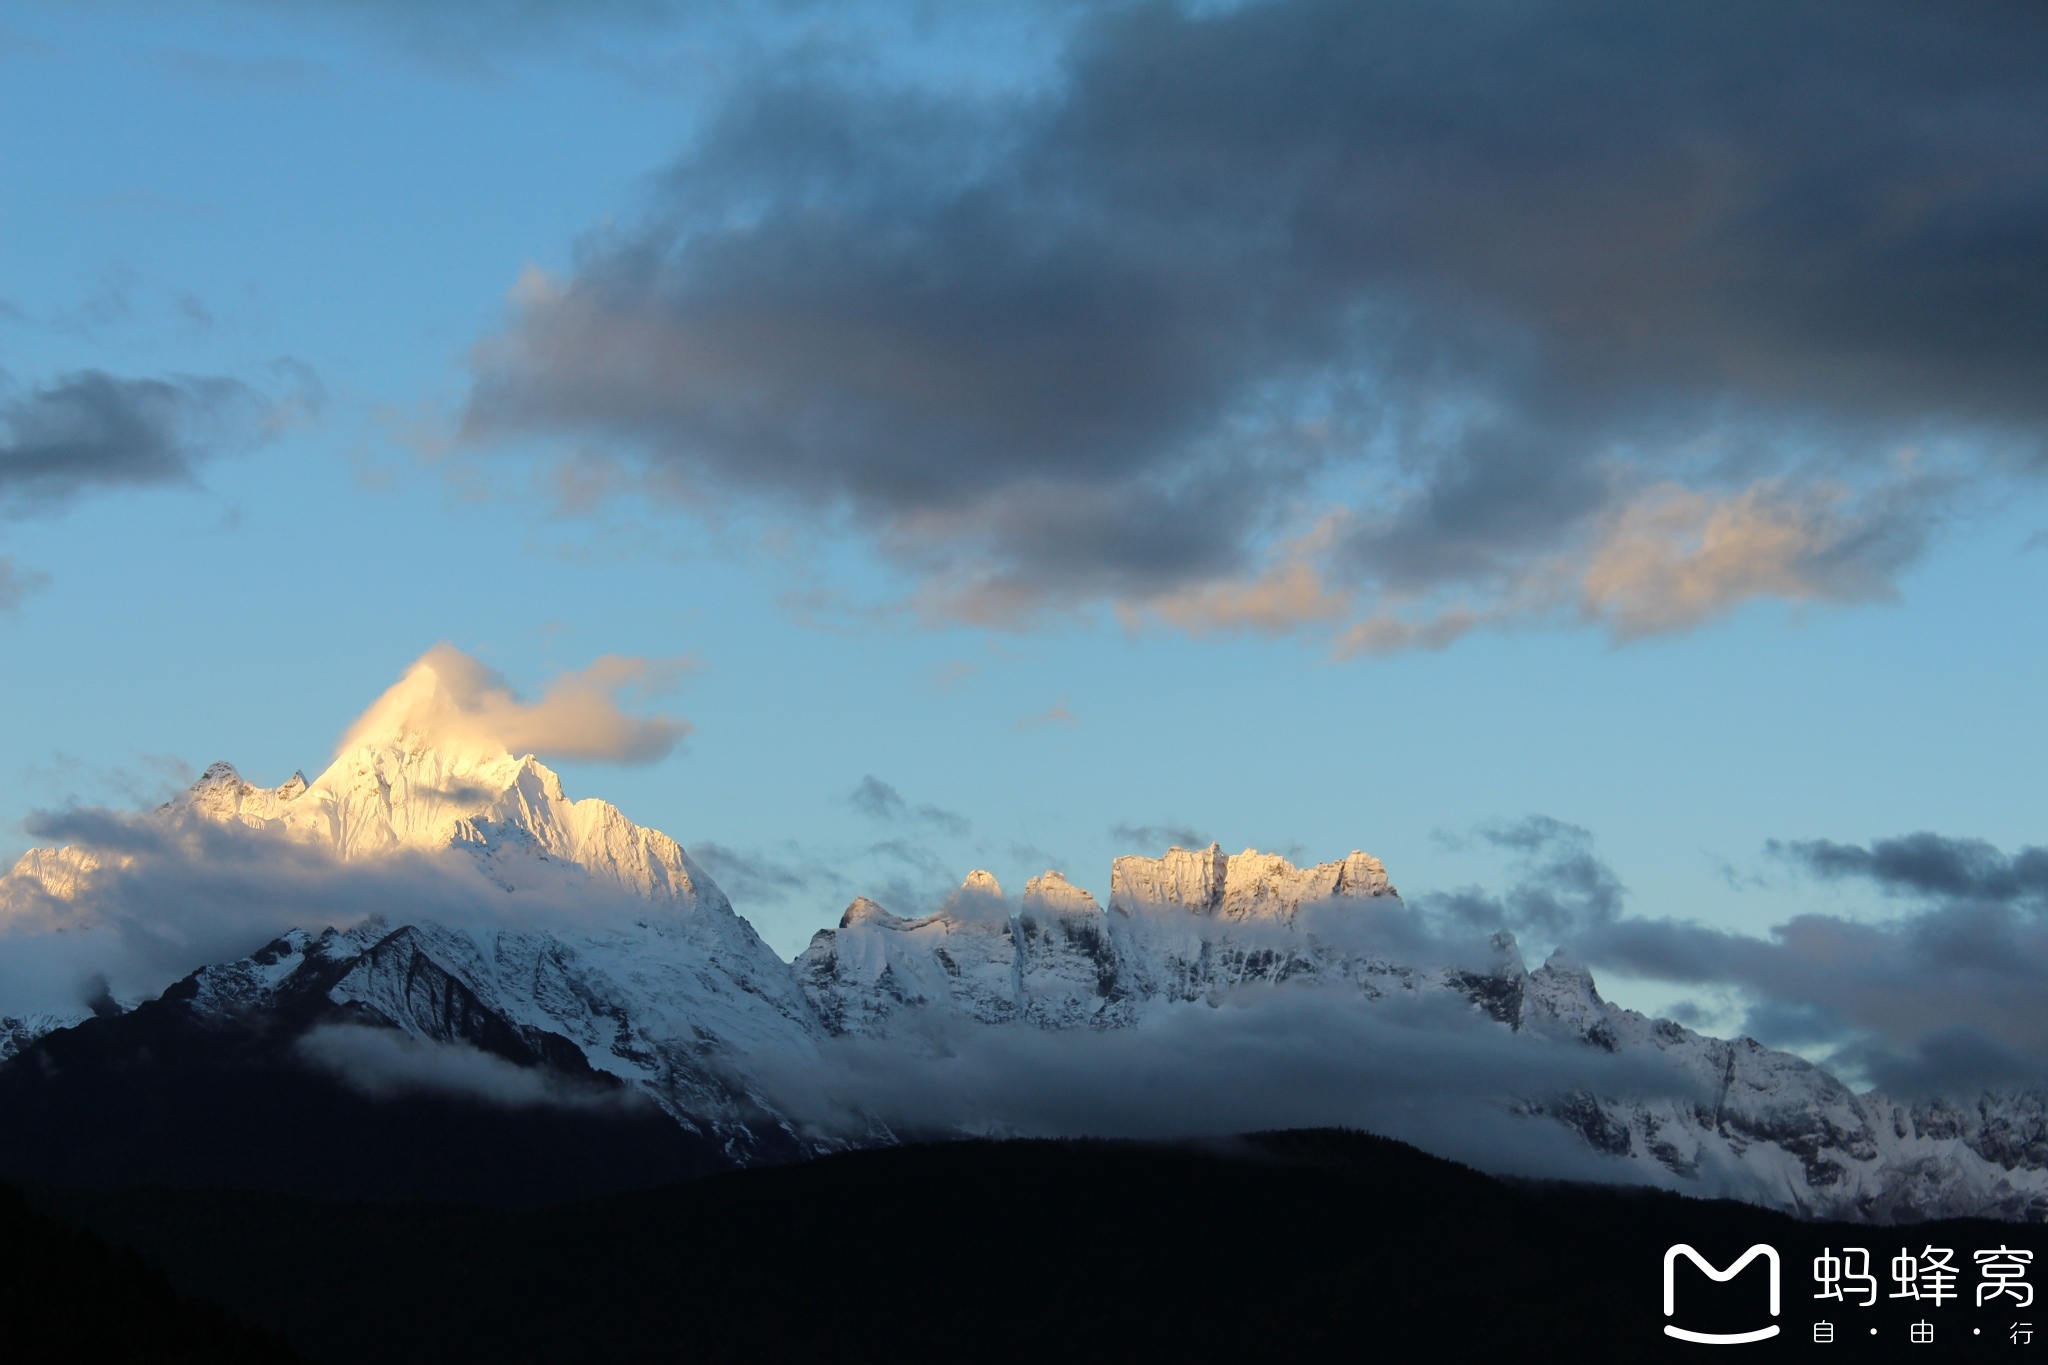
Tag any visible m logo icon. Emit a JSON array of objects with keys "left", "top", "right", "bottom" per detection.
[{"left": 1663, "top": 1244, "right": 1782, "bottom": 1344}]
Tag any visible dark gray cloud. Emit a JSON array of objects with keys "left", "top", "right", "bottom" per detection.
[
  {"left": 846, "top": 836, "right": 966, "bottom": 919},
  {"left": 1418, "top": 820, "right": 2048, "bottom": 1096},
  {"left": 0, "top": 369, "right": 283, "bottom": 518},
  {"left": 0, "top": 365, "right": 296, "bottom": 615},
  {"left": 1425, "top": 816, "right": 1625, "bottom": 939},
  {"left": 690, "top": 840, "right": 849, "bottom": 907},
  {"left": 1775, "top": 832, "right": 2048, "bottom": 906},
  {"left": 0, "top": 556, "right": 50, "bottom": 611},
  {"left": 1829, "top": 1026, "right": 2048, "bottom": 1100},
  {"left": 864, "top": 837, "right": 953, "bottom": 881},
  {"left": 1577, "top": 832, "right": 2048, "bottom": 1095},
  {"left": 849, "top": 776, "right": 907, "bottom": 821},
  {"left": 847, "top": 775, "right": 970, "bottom": 835},
  {"left": 1109, "top": 820, "right": 1210, "bottom": 853},
  {"left": 466, "top": 0, "right": 2048, "bottom": 642}
]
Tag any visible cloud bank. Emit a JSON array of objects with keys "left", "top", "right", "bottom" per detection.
[
  {"left": 1577, "top": 833, "right": 2048, "bottom": 1095},
  {"left": 1422, "top": 820, "right": 2048, "bottom": 1097},
  {"left": 297, "top": 1022, "right": 634, "bottom": 1110},
  {"left": 339, "top": 643, "right": 694, "bottom": 764},
  {"left": 463, "top": 0, "right": 2048, "bottom": 649},
  {"left": 0, "top": 794, "right": 668, "bottom": 1020},
  {"left": 1425, "top": 816, "right": 1626, "bottom": 941},
  {"left": 753, "top": 988, "right": 1710, "bottom": 1188}
]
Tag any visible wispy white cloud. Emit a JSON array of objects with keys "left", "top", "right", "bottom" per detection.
[
  {"left": 1013, "top": 697, "right": 1079, "bottom": 732},
  {"left": 0, "top": 801, "right": 661, "bottom": 1018},
  {"left": 338, "top": 643, "right": 695, "bottom": 764},
  {"left": 298, "top": 1022, "right": 637, "bottom": 1110}
]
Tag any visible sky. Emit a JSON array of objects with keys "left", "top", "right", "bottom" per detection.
[{"left": 3, "top": 0, "right": 2046, "bottom": 1091}]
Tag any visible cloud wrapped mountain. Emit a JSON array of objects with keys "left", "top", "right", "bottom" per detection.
[
  {"left": 0, "top": 645, "right": 700, "bottom": 1014},
  {"left": 338, "top": 643, "right": 694, "bottom": 765},
  {"left": 463, "top": 0, "right": 2048, "bottom": 648},
  {"left": 0, "top": 807, "right": 529, "bottom": 1017}
]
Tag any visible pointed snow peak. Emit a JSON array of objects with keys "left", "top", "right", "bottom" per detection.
[
  {"left": 840, "top": 897, "right": 906, "bottom": 930},
  {"left": 1541, "top": 946, "right": 1593, "bottom": 982},
  {"left": 330, "top": 646, "right": 516, "bottom": 770},
  {"left": 1023, "top": 870, "right": 1101, "bottom": 917},
  {"left": 1522, "top": 946, "right": 1613, "bottom": 1042},
  {"left": 164, "top": 760, "right": 306, "bottom": 825},
  {"left": 531, "top": 757, "right": 567, "bottom": 801},
  {"left": 1529, "top": 947, "right": 1605, "bottom": 1008},
  {"left": 937, "top": 869, "right": 1008, "bottom": 922}
]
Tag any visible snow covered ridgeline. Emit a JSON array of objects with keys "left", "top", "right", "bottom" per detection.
[
  {"left": 796, "top": 846, "right": 1416, "bottom": 1034},
  {"left": 164, "top": 741, "right": 720, "bottom": 904},
  {"left": 797, "top": 857, "right": 2048, "bottom": 1222},
  {"left": 7, "top": 649, "right": 725, "bottom": 911},
  {"left": 2, "top": 724, "right": 2046, "bottom": 1221}
]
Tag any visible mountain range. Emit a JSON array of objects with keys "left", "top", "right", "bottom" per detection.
[{"left": 2, "top": 659, "right": 2043, "bottom": 1221}]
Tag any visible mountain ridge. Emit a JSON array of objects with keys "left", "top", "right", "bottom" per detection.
[{"left": 2, "top": 720, "right": 2044, "bottom": 1223}]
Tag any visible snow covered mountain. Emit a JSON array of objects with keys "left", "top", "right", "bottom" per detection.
[
  {"left": 796, "top": 845, "right": 1453, "bottom": 1035},
  {"left": 0, "top": 658, "right": 825, "bottom": 1158},
  {"left": 797, "top": 848, "right": 2048, "bottom": 1221},
  {"left": 3, "top": 694, "right": 2044, "bottom": 1220},
  {"left": 1516, "top": 952, "right": 2048, "bottom": 1220}
]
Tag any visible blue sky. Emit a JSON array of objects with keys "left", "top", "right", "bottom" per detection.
[{"left": 4, "top": 1, "right": 2046, "bottom": 1074}]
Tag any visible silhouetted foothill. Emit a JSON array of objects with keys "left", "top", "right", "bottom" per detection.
[
  {"left": 0, "top": 1184, "right": 301, "bottom": 1364},
  {"left": 30, "top": 1131, "right": 2042, "bottom": 1363}
]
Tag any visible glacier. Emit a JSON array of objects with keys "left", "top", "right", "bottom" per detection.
[{"left": 2, "top": 664, "right": 2043, "bottom": 1220}]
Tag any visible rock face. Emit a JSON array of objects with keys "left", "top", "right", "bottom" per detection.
[
  {"left": 174, "top": 916, "right": 818, "bottom": 1163},
  {"left": 1108, "top": 845, "right": 1396, "bottom": 922},
  {"left": 4, "top": 705, "right": 2045, "bottom": 1221}
]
